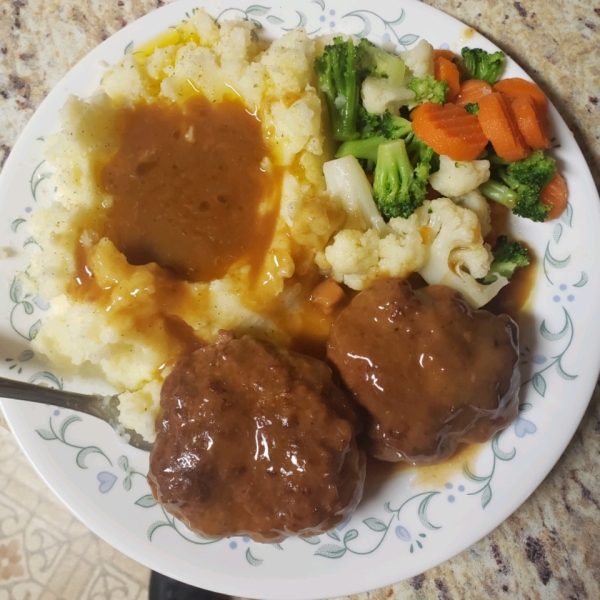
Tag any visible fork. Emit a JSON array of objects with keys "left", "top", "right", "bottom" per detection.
[{"left": 0, "top": 376, "right": 153, "bottom": 451}]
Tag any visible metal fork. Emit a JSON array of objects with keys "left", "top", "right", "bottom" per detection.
[{"left": 0, "top": 376, "right": 153, "bottom": 451}]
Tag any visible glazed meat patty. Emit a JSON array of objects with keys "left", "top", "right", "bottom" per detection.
[
  {"left": 327, "top": 279, "right": 520, "bottom": 465},
  {"left": 148, "top": 332, "right": 365, "bottom": 543}
]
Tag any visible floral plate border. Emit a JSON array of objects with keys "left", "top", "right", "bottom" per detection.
[{"left": 1, "top": 1, "right": 600, "bottom": 598}]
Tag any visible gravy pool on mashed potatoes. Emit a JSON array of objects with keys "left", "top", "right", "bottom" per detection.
[{"left": 27, "top": 10, "right": 346, "bottom": 441}]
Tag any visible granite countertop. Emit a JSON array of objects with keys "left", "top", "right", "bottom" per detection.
[{"left": 0, "top": 1, "right": 599, "bottom": 598}]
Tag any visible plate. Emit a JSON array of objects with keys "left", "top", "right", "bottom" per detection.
[{"left": 1, "top": 1, "right": 600, "bottom": 598}]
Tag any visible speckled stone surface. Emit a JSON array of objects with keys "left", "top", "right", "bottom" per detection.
[{"left": 0, "top": 1, "right": 599, "bottom": 599}]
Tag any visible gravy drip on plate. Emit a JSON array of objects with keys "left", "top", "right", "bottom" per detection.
[{"left": 101, "top": 96, "right": 280, "bottom": 283}]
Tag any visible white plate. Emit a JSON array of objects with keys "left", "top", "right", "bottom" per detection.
[{"left": 1, "top": 1, "right": 599, "bottom": 598}]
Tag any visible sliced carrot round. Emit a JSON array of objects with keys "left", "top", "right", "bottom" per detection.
[
  {"left": 434, "top": 56, "right": 461, "bottom": 102},
  {"left": 541, "top": 171, "right": 568, "bottom": 220},
  {"left": 454, "top": 79, "right": 493, "bottom": 107},
  {"left": 411, "top": 101, "right": 488, "bottom": 161},
  {"left": 511, "top": 94, "right": 551, "bottom": 150},
  {"left": 492, "top": 78, "right": 548, "bottom": 117},
  {"left": 477, "top": 92, "right": 530, "bottom": 162}
]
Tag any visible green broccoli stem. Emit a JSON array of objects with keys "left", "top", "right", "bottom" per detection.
[
  {"left": 373, "top": 140, "right": 413, "bottom": 219},
  {"left": 334, "top": 62, "right": 360, "bottom": 142},
  {"left": 479, "top": 180, "right": 518, "bottom": 210},
  {"left": 335, "top": 136, "right": 388, "bottom": 162},
  {"left": 315, "top": 39, "right": 360, "bottom": 142},
  {"left": 486, "top": 151, "right": 509, "bottom": 165}
]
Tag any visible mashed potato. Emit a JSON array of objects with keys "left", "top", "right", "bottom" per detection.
[{"left": 27, "top": 10, "right": 344, "bottom": 441}]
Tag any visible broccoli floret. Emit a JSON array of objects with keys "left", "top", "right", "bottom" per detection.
[
  {"left": 374, "top": 110, "right": 413, "bottom": 139},
  {"left": 315, "top": 38, "right": 409, "bottom": 141},
  {"left": 406, "top": 75, "right": 449, "bottom": 105},
  {"left": 314, "top": 37, "right": 362, "bottom": 141},
  {"left": 478, "top": 235, "right": 530, "bottom": 284},
  {"left": 407, "top": 135, "right": 436, "bottom": 201},
  {"left": 356, "top": 105, "right": 382, "bottom": 137},
  {"left": 372, "top": 139, "right": 433, "bottom": 219},
  {"left": 464, "top": 102, "right": 479, "bottom": 115},
  {"left": 461, "top": 47, "right": 506, "bottom": 85},
  {"left": 504, "top": 150, "right": 556, "bottom": 188},
  {"left": 358, "top": 38, "right": 406, "bottom": 86},
  {"left": 479, "top": 150, "right": 556, "bottom": 222},
  {"left": 336, "top": 110, "right": 413, "bottom": 161}
]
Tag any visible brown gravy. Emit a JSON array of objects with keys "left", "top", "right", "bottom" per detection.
[
  {"left": 100, "top": 96, "right": 280, "bottom": 283},
  {"left": 364, "top": 442, "right": 485, "bottom": 490},
  {"left": 66, "top": 96, "right": 305, "bottom": 368}
]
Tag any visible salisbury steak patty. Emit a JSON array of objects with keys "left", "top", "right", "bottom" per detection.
[
  {"left": 327, "top": 279, "right": 520, "bottom": 465},
  {"left": 148, "top": 332, "right": 365, "bottom": 543}
]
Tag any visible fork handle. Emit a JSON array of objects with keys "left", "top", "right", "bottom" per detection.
[{"left": 0, "top": 376, "right": 109, "bottom": 420}]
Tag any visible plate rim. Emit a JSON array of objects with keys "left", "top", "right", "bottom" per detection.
[{"left": 1, "top": 0, "right": 600, "bottom": 597}]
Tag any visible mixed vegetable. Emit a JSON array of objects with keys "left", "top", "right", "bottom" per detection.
[{"left": 315, "top": 36, "right": 568, "bottom": 305}]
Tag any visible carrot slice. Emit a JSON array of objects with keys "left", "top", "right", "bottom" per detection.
[
  {"left": 477, "top": 92, "right": 530, "bottom": 162},
  {"left": 311, "top": 279, "right": 346, "bottom": 314},
  {"left": 411, "top": 102, "right": 488, "bottom": 161},
  {"left": 541, "top": 172, "right": 568, "bottom": 220},
  {"left": 454, "top": 79, "right": 493, "bottom": 107},
  {"left": 492, "top": 78, "right": 548, "bottom": 117},
  {"left": 434, "top": 49, "right": 459, "bottom": 61},
  {"left": 434, "top": 56, "right": 461, "bottom": 102},
  {"left": 511, "top": 94, "right": 551, "bottom": 150}
]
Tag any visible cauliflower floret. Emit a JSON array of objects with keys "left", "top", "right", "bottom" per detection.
[
  {"left": 418, "top": 198, "right": 508, "bottom": 307},
  {"left": 322, "top": 229, "right": 380, "bottom": 290},
  {"left": 320, "top": 198, "right": 505, "bottom": 305},
  {"left": 321, "top": 210, "right": 429, "bottom": 291},
  {"left": 361, "top": 76, "right": 415, "bottom": 115},
  {"left": 429, "top": 155, "right": 490, "bottom": 198},
  {"left": 384, "top": 213, "right": 429, "bottom": 274},
  {"left": 450, "top": 189, "right": 491, "bottom": 237},
  {"left": 400, "top": 39, "right": 434, "bottom": 78}
]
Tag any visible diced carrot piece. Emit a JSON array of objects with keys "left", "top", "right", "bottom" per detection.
[
  {"left": 434, "top": 49, "right": 459, "bottom": 61},
  {"left": 434, "top": 56, "right": 461, "bottom": 102},
  {"left": 454, "top": 79, "right": 493, "bottom": 107},
  {"left": 541, "top": 172, "right": 568, "bottom": 220},
  {"left": 311, "top": 279, "right": 346, "bottom": 314},
  {"left": 492, "top": 77, "right": 548, "bottom": 117},
  {"left": 477, "top": 92, "right": 530, "bottom": 162},
  {"left": 411, "top": 101, "right": 488, "bottom": 161},
  {"left": 511, "top": 94, "right": 551, "bottom": 150}
]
